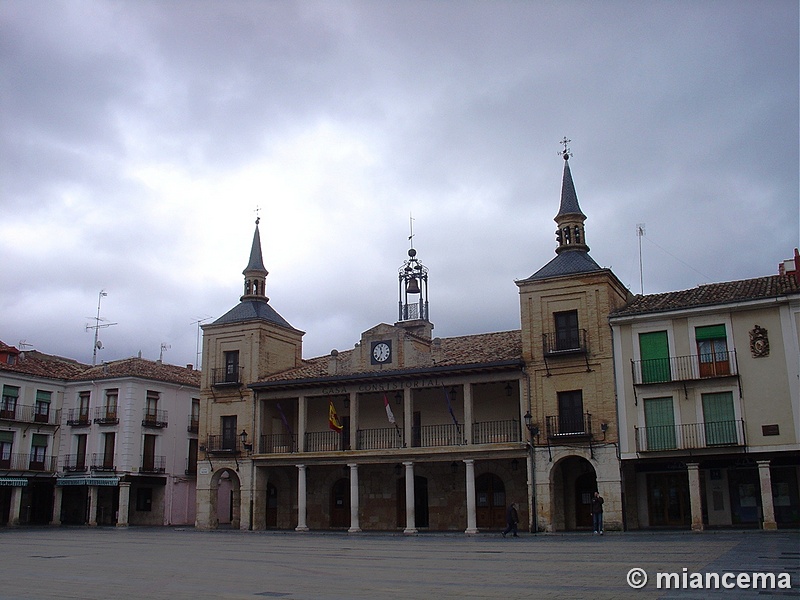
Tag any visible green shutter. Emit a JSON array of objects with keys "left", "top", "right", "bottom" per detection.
[
  {"left": 702, "top": 392, "right": 736, "bottom": 445},
  {"left": 36, "top": 390, "right": 51, "bottom": 403},
  {"left": 31, "top": 434, "right": 47, "bottom": 447},
  {"left": 644, "top": 397, "right": 676, "bottom": 450},
  {"left": 695, "top": 324, "right": 726, "bottom": 341},
  {"left": 639, "top": 331, "right": 671, "bottom": 383},
  {"left": 2, "top": 386, "right": 19, "bottom": 398},
  {"left": 0, "top": 431, "right": 13, "bottom": 443}
]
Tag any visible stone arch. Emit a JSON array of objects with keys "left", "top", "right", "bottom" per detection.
[
  {"left": 549, "top": 454, "right": 597, "bottom": 531},
  {"left": 208, "top": 468, "right": 242, "bottom": 530}
]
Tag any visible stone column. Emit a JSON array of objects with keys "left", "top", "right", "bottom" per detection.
[
  {"left": 686, "top": 462, "right": 704, "bottom": 531},
  {"left": 50, "top": 485, "right": 62, "bottom": 526},
  {"left": 9, "top": 485, "right": 23, "bottom": 526},
  {"left": 403, "top": 461, "right": 417, "bottom": 534},
  {"left": 295, "top": 464, "right": 308, "bottom": 532},
  {"left": 757, "top": 460, "right": 778, "bottom": 530},
  {"left": 464, "top": 459, "right": 478, "bottom": 534},
  {"left": 88, "top": 486, "right": 98, "bottom": 526},
  {"left": 348, "top": 463, "right": 361, "bottom": 533},
  {"left": 463, "top": 384, "right": 474, "bottom": 445},
  {"left": 117, "top": 482, "right": 131, "bottom": 527}
]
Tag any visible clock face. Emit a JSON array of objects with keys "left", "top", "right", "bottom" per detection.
[{"left": 371, "top": 341, "right": 392, "bottom": 364}]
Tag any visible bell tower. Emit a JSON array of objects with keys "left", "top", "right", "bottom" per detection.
[
  {"left": 554, "top": 138, "right": 589, "bottom": 255},
  {"left": 242, "top": 217, "right": 269, "bottom": 300},
  {"left": 395, "top": 220, "right": 432, "bottom": 340}
]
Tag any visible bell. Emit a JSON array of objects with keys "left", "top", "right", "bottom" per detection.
[{"left": 406, "top": 277, "right": 421, "bottom": 294}]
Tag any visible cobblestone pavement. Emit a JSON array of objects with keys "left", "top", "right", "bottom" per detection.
[{"left": 0, "top": 528, "right": 797, "bottom": 600}]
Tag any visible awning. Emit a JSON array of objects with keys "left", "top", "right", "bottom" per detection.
[
  {"left": 56, "top": 477, "right": 119, "bottom": 487},
  {"left": 0, "top": 478, "right": 28, "bottom": 486}
]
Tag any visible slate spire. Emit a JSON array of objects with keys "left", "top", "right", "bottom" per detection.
[
  {"left": 241, "top": 217, "right": 269, "bottom": 301},
  {"left": 554, "top": 138, "right": 589, "bottom": 255}
]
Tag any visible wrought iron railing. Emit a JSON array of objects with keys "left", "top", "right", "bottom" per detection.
[
  {"left": 413, "top": 423, "right": 466, "bottom": 447},
  {"left": 0, "top": 404, "right": 59, "bottom": 425},
  {"left": 94, "top": 406, "right": 119, "bottom": 425},
  {"left": 259, "top": 433, "right": 297, "bottom": 454},
  {"left": 357, "top": 427, "right": 405, "bottom": 450},
  {"left": 140, "top": 455, "right": 166, "bottom": 473},
  {"left": 543, "top": 329, "right": 588, "bottom": 355},
  {"left": 66, "top": 409, "right": 91, "bottom": 426},
  {"left": 63, "top": 454, "right": 88, "bottom": 472},
  {"left": 0, "top": 453, "right": 57, "bottom": 472},
  {"left": 142, "top": 409, "right": 168, "bottom": 428},
  {"left": 91, "top": 453, "right": 115, "bottom": 471},
  {"left": 305, "top": 431, "right": 345, "bottom": 452},
  {"left": 635, "top": 420, "right": 745, "bottom": 452},
  {"left": 545, "top": 413, "right": 592, "bottom": 438},
  {"left": 212, "top": 366, "right": 244, "bottom": 386},
  {"left": 472, "top": 420, "right": 521, "bottom": 444},
  {"left": 205, "top": 435, "right": 242, "bottom": 453},
  {"left": 631, "top": 350, "right": 738, "bottom": 385}
]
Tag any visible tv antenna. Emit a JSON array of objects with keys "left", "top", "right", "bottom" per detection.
[
  {"left": 191, "top": 316, "right": 212, "bottom": 369},
  {"left": 636, "top": 224, "right": 646, "bottom": 294},
  {"left": 85, "top": 290, "right": 117, "bottom": 365},
  {"left": 159, "top": 343, "right": 171, "bottom": 362}
]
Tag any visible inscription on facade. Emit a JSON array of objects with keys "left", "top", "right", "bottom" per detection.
[{"left": 321, "top": 378, "right": 444, "bottom": 396}]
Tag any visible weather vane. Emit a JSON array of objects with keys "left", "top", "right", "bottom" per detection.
[
  {"left": 558, "top": 137, "right": 573, "bottom": 160},
  {"left": 409, "top": 213, "right": 415, "bottom": 249},
  {"left": 255, "top": 205, "right": 261, "bottom": 225}
]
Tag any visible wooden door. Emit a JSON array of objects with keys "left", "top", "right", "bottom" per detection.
[
  {"left": 330, "top": 478, "right": 349, "bottom": 528},
  {"left": 574, "top": 473, "right": 596, "bottom": 528},
  {"left": 476, "top": 473, "right": 506, "bottom": 528}
]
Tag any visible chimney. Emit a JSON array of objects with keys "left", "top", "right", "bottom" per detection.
[{"left": 186, "top": 364, "right": 193, "bottom": 371}]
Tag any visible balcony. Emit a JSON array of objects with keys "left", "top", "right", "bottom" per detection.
[
  {"left": 63, "top": 454, "right": 88, "bottom": 472},
  {"left": 91, "top": 453, "right": 115, "bottom": 471},
  {"left": 212, "top": 366, "right": 244, "bottom": 387},
  {"left": 545, "top": 413, "right": 593, "bottom": 439},
  {"left": 205, "top": 435, "right": 243, "bottom": 454},
  {"left": 413, "top": 423, "right": 466, "bottom": 447},
  {"left": 187, "top": 416, "right": 199, "bottom": 434},
  {"left": 142, "top": 409, "right": 168, "bottom": 429},
  {"left": 66, "top": 409, "right": 91, "bottom": 427},
  {"left": 543, "top": 329, "right": 588, "bottom": 356},
  {"left": 0, "top": 404, "right": 60, "bottom": 425},
  {"left": 139, "top": 455, "right": 166, "bottom": 474},
  {"left": 305, "top": 431, "right": 346, "bottom": 452},
  {"left": 0, "top": 453, "right": 57, "bottom": 472},
  {"left": 357, "top": 427, "right": 404, "bottom": 450},
  {"left": 259, "top": 433, "right": 297, "bottom": 454},
  {"left": 631, "top": 350, "right": 738, "bottom": 385},
  {"left": 635, "top": 420, "right": 745, "bottom": 453},
  {"left": 472, "top": 419, "right": 521, "bottom": 444},
  {"left": 94, "top": 407, "right": 119, "bottom": 425}
]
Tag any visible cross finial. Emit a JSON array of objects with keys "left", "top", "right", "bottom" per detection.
[
  {"left": 558, "top": 137, "right": 572, "bottom": 160},
  {"left": 254, "top": 205, "right": 261, "bottom": 225},
  {"left": 409, "top": 213, "right": 415, "bottom": 249}
]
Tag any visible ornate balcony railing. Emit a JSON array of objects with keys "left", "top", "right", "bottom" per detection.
[
  {"left": 413, "top": 423, "right": 466, "bottom": 447},
  {"left": 94, "top": 407, "right": 119, "bottom": 425},
  {"left": 62, "top": 454, "right": 88, "bottom": 472},
  {"left": 259, "top": 433, "right": 297, "bottom": 454},
  {"left": 545, "top": 413, "right": 593, "bottom": 438},
  {"left": 635, "top": 420, "right": 745, "bottom": 452},
  {"left": 0, "top": 453, "right": 57, "bottom": 472},
  {"left": 139, "top": 455, "right": 166, "bottom": 474},
  {"left": 142, "top": 409, "right": 168, "bottom": 428},
  {"left": 0, "top": 404, "right": 59, "bottom": 425},
  {"left": 473, "top": 419, "right": 521, "bottom": 444},
  {"left": 357, "top": 427, "right": 404, "bottom": 450},
  {"left": 305, "top": 431, "right": 345, "bottom": 452},
  {"left": 66, "top": 409, "right": 91, "bottom": 427},
  {"left": 631, "top": 350, "right": 738, "bottom": 385},
  {"left": 91, "top": 453, "right": 115, "bottom": 471}
]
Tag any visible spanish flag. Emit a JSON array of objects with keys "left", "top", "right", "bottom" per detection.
[{"left": 329, "top": 400, "right": 343, "bottom": 433}]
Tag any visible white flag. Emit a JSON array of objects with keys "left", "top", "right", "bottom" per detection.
[{"left": 384, "top": 394, "right": 396, "bottom": 425}]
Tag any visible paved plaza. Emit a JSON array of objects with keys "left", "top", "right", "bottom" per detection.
[{"left": 0, "top": 528, "right": 797, "bottom": 600}]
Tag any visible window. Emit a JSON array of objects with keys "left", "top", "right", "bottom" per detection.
[
  {"left": 696, "top": 325, "right": 730, "bottom": 377},
  {"left": 702, "top": 392, "right": 737, "bottom": 445},
  {"left": 190, "top": 399, "right": 200, "bottom": 432},
  {"left": 104, "top": 389, "right": 118, "bottom": 420},
  {"left": 35, "top": 390, "right": 51, "bottom": 422},
  {"left": 187, "top": 438, "right": 198, "bottom": 475},
  {"left": 639, "top": 331, "right": 671, "bottom": 383},
  {"left": 142, "top": 434, "right": 157, "bottom": 471},
  {"left": 557, "top": 390, "right": 585, "bottom": 434},
  {"left": 30, "top": 433, "right": 48, "bottom": 469},
  {"left": 145, "top": 391, "right": 159, "bottom": 421},
  {"left": 224, "top": 351, "right": 240, "bottom": 383},
  {"left": 643, "top": 397, "right": 676, "bottom": 450},
  {"left": 1, "top": 385, "right": 18, "bottom": 418},
  {"left": 102, "top": 432, "right": 115, "bottom": 469},
  {"left": 78, "top": 392, "right": 90, "bottom": 423},
  {"left": 554, "top": 310, "right": 580, "bottom": 351},
  {"left": 74, "top": 434, "right": 87, "bottom": 470},
  {"left": 0, "top": 431, "right": 12, "bottom": 468}
]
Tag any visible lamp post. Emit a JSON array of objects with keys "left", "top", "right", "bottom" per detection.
[{"left": 523, "top": 411, "right": 540, "bottom": 533}]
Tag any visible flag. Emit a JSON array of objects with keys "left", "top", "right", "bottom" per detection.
[
  {"left": 383, "top": 394, "right": 396, "bottom": 425},
  {"left": 276, "top": 402, "right": 293, "bottom": 436},
  {"left": 443, "top": 385, "right": 459, "bottom": 427},
  {"left": 329, "top": 400, "right": 343, "bottom": 433}
]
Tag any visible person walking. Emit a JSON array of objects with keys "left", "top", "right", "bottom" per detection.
[
  {"left": 591, "top": 491, "right": 604, "bottom": 535},
  {"left": 502, "top": 502, "right": 519, "bottom": 538}
]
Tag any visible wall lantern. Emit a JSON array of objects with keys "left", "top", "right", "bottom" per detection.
[
  {"left": 450, "top": 461, "right": 458, "bottom": 474},
  {"left": 505, "top": 382, "right": 513, "bottom": 396},
  {"left": 239, "top": 430, "right": 253, "bottom": 453},
  {"left": 395, "top": 391, "right": 403, "bottom": 405},
  {"left": 523, "top": 412, "right": 540, "bottom": 438}
]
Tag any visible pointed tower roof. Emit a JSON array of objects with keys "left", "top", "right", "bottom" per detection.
[
  {"left": 519, "top": 140, "right": 601, "bottom": 282},
  {"left": 243, "top": 217, "right": 268, "bottom": 276}
]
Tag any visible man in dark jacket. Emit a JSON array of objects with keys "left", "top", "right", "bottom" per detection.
[
  {"left": 502, "top": 502, "right": 519, "bottom": 538},
  {"left": 591, "top": 491, "right": 604, "bottom": 535}
]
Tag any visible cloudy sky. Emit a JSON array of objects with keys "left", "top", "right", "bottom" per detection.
[{"left": 1, "top": 0, "right": 797, "bottom": 370}]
